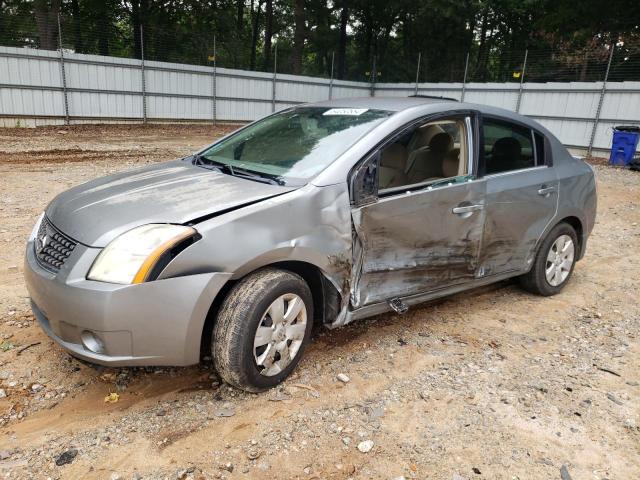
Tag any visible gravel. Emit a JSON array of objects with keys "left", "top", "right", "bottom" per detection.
[
  {"left": 0, "top": 127, "right": 637, "bottom": 479},
  {"left": 357, "top": 440, "right": 374, "bottom": 453}
]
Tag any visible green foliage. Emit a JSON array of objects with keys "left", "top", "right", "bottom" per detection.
[
  {"left": 0, "top": 341, "right": 16, "bottom": 352},
  {"left": 0, "top": 0, "right": 638, "bottom": 82}
]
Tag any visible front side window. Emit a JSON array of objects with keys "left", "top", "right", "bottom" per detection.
[
  {"left": 483, "top": 119, "right": 536, "bottom": 174},
  {"left": 200, "top": 107, "right": 392, "bottom": 185},
  {"left": 378, "top": 118, "right": 469, "bottom": 191}
]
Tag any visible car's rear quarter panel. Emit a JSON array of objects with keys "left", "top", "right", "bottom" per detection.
[{"left": 550, "top": 139, "right": 597, "bottom": 256}]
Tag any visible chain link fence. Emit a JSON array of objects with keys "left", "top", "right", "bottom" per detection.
[
  {"left": 1, "top": 12, "right": 640, "bottom": 155},
  {"left": 2, "top": 11, "right": 640, "bottom": 83}
]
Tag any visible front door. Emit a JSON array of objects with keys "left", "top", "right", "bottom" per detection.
[{"left": 350, "top": 114, "right": 487, "bottom": 308}]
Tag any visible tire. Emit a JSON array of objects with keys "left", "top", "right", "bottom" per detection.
[
  {"left": 519, "top": 222, "right": 578, "bottom": 296},
  {"left": 212, "top": 268, "right": 313, "bottom": 392}
]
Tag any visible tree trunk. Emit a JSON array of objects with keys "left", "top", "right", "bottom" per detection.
[
  {"left": 34, "top": 0, "right": 61, "bottom": 50},
  {"left": 233, "top": 0, "right": 244, "bottom": 67},
  {"left": 236, "top": 0, "right": 244, "bottom": 32},
  {"left": 262, "top": 0, "right": 273, "bottom": 71},
  {"left": 130, "top": 0, "right": 150, "bottom": 60},
  {"left": 474, "top": 9, "right": 488, "bottom": 81},
  {"left": 250, "top": 0, "right": 264, "bottom": 70},
  {"left": 579, "top": 50, "right": 589, "bottom": 81},
  {"left": 291, "top": 0, "right": 305, "bottom": 74},
  {"left": 71, "top": 0, "right": 83, "bottom": 53},
  {"left": 337, "top": 0, "right": 348, "bottom": 79},
  {"left": 131, "top": 0, "right": 142, "bottom": 59},
  {"left": 96, "top": 1, "right": 110, "bottom": 56}
]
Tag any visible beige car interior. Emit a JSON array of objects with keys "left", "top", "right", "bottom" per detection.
[{"left": 379, "top": 119, "right": 468, "bottom": 190}]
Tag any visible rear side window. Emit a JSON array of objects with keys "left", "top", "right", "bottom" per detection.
[
  {"left": 534, "top": 132, "right": 547, "bottom": 166},
  {"left": 483, "top": 119, "right": 535, "bottom": 174}
]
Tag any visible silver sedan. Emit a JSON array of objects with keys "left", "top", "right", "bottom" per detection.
[{"left": 24, "top": 97, "right": 597, "bottom": 391}]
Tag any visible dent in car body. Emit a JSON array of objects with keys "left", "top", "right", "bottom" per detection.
[
  {"left": 158, "top": 182, "right": 355, "bottom": 326},
  {"left": 45, "top": 160, "right": 295, "bottom": 247},
  {"left": 350, "top": 180, "right": 487, "bottom": 307}
]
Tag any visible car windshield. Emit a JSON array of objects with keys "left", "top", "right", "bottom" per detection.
[{"left": 199, "top": 107, "right": 392, "bottom": 185}]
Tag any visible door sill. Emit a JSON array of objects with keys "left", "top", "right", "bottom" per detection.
[{"left": 343, "top": 269, "right": 522, "bottom": 324}]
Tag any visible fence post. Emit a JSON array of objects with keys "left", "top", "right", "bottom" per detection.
[
  {"left": 588, "top": 45, "right": 615, "bottom": 157},
  {"left": 515, "top": 49, "right": 528, "bottom": 113},
  {"left": 460, "top": 52, "right": 469, "bottom": 102},
  {"left": 140, "top": 26, "right": 147, "bottom": 124},
  {"left": 57, "top": 14, "right": 70, "bottom": 125},
  {"left": 414, "top": 52, "right": 422, "bottom": 96},
  {"left": 370, "top": 56, "right": 376, "bottom": 97},
  {"left": 329, "top": 51, "right": 335, "bottom": 100},
  {"left": 271, "top": 44, "right": 278, "bottom": 112},
  {"left": 212, "top": 35, "right": 217, "bottom": 126}
]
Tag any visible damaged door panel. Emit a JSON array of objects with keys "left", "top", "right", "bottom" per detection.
[
  {"left": 351, "top": 178, "right": 487, "bottom": 308},
  {"left": 480, "top": 169, "right": 558, "bottom": 274},
  {"left": 479, "top": 118, "right": 559, "bottom": 275}
]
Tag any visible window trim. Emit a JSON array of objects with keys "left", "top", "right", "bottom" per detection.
[
  {"left": 483, "top": 164, "right": 549, "bottom": 180},
  {"left": 349, "top": 110, "right": 481, "bottom": 205}
]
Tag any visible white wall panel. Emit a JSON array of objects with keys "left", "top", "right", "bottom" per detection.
[
  {"left": 66, "top": 61, "right": 140, "bottom": 92},
  {"left": 67, "top": 91, "right": 141, "bottom": 118},
  {"left": 0, "top": 55, "right": 61, "bottom": 87},
  {"left": 147, "top": 95, "right": 212, "bottom": 120},
  {"left": 330, "top": 85, "right": 369, "bottom": 98},
  {"left": 2, "top": 46, "right": 639, "bottom": 153},
  {"left": 146, "top": 69, "right": 210, "bottom": 96}
]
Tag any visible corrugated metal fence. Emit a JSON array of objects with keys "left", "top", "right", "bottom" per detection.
[{"left": 1, "top": 45, "right": 639, "bottom": 152}]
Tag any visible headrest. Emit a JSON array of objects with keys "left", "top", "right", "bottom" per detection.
[
  {"left": 429, "top": 132, "right": 453, "bottom": 153},
  {"left": 380, "top": 143, "right": 407, "bottom": 170},
  {"left": 412, "top": 125, "right": 444, "bottom": 149},
  {"left": 492, "top": 137, "right": 521, "bottom": 157},
  {"left": 442, "top": 151, "right": 460, "bottom": 178}
]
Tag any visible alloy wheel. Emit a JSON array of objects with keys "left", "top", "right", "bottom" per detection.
[
  {"left": 545, "top": 234, "right": 575, "bottom": 287},
  {"left": 253, "top": 293, "right": 307, "bottom": 377}
]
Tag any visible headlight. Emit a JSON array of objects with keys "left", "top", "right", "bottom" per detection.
[
  {"left": 87, "top": 224, "right": 197, "bottom": 284},
  {"left": 29, "top": 213, "right": 45, "bottom": 241}
]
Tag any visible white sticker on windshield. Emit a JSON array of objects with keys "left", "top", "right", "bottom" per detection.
[{"left": 323, "top": 108, "right": 369, "bottom": 116}]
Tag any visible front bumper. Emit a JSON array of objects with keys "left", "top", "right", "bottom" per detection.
[{"left": 24, "top": 240, "right": 231, "bottom": 366}]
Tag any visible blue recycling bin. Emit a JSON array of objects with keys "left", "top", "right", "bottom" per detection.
[{"left": 609, "top": 126, "right": 640, "bottom": 166}]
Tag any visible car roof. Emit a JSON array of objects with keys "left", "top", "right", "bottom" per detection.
[
  {"left": 308, "top": 96, "right": 457, "bottom": 112},
  {"left": 309, "top": 96, "right": 560, "bottom": 186},
  {"left": 306, "top": 96, "right": 552, "bottom": 136}
]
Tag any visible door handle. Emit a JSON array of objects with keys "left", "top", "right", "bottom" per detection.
[
  {"left": 452, "top": 204, "right": 484, "bottom": 215},
  {"left": 537, "top": 186, "right": 556, "bottom": 196}
]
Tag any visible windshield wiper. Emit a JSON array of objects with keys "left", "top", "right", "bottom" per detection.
[
  {"left": 193, "top": 153, "right": 286, "bottom": 186},
  {"left": 230, "top": 166, "right": 286, "bottom": 186}
]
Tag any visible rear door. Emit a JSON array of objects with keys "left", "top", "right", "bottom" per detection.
[
  {"left": 478, "top": 116, "right": 558, "bottom": 276},
  {"left": 350, "top": 114, "right": 487, "bottom": 308}
]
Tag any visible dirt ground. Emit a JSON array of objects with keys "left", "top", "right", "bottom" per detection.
[{"left": 0, "top": 125, "right": 638, "bottom": 480}]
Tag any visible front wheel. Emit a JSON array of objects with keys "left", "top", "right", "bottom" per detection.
[
  {"left": 212, "top": 268, "right": 313, "bottom": 392},
  {"left": 519, "top": 222, "right": 578, "bottom": 296}
]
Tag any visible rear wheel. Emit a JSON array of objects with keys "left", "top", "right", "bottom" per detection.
[
  {"left": 519, "top": 222, "right": 578, "bottom": 296},
  {"left": 212, "top": 268, "right": 313, "bottom": 392}
]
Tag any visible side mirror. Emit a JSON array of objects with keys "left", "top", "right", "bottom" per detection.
[{"left": 350, "top": 152, "right": 379, "bottom": 206}]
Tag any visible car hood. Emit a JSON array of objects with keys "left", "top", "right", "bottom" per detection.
[{"left": 46, "top": 160, "right": 296, "bottom": 247}]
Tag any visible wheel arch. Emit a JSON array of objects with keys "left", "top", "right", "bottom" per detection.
[
  {"left": 534, "top": 212, "right": 586, "bottom": 264},
  {"left": 558, "top": 215, "right": 584, "bottom": 257},
  {"left": 199, "top": 259, "right": 343, "bottom": 360}
]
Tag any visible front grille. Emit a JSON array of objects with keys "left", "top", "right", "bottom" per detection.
[{"left": 34, "top": 217, "right": 77, "bottom": 273}]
